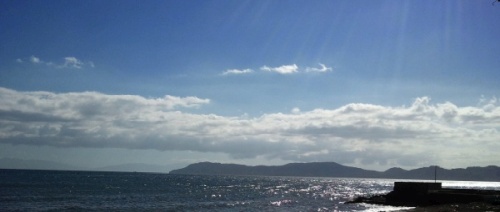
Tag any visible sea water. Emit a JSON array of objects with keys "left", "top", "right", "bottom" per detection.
[{"left": 1, "top": 169, "right": 499, "bottom": 211}]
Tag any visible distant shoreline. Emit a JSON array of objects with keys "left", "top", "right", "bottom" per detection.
[
  {"left": 407, "top": 203, "right": 500, "bottom": 212},
  {"left": 170, "top": 162, "right": 500, "bottom": 182},
  {"left": 2, "top": 160, "right": 500, "bottom": 182}
]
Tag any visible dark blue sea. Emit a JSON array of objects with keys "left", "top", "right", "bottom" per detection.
[{"left": 1, "top": 169, "right": 499, "bottom": 211}]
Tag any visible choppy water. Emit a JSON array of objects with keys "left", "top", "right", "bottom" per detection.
[{"left": 1, "top": 169, "right": 498, "bottom": 211}]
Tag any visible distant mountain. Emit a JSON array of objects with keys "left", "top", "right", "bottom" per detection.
[
  {"left": 169, "top": 162, "right": 380, "bottom": 178},
  {"left": 0, "top": 157, "right": 82, "bottom": 171},
  {"left": 169, "top": 162, "right": 500, "bottom": 181},
  {"left": 382, "top": 166, "right": 500, "bottom": 181}
]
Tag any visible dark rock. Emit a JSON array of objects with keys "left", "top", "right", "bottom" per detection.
[{"left": 346, "top": 182, "right": 500, "bottom": 208}]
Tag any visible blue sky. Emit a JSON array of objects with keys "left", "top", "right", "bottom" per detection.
[{"left": 1, "top": 0, "right": 499, "bottom": 172}]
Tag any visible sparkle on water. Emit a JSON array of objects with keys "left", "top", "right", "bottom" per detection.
[{"left": 1, "top": 170, "right": 498, "bottom": 211}]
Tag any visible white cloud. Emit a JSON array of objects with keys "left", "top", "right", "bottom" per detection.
[
  {"left": 0, "top": 87, "right": 499, "bottom": 169},
  {"left": 305, "top": 63, "right": 332, "bottom": 72},
  {"left": 222, "top": 63, "right": 331, "bottom": 76},
  {"left": 18, "top": 56, "right": 94, "bottom": 69},
  {"left": 221, "top": 69, "right": 253, "bottom": 76},
  {"left": 30, "top": 56, "right": 41, "bottom": 64},
  {"left": 162, "top": 95, "right": 211, "bottom": 109},
  {"left": 260, "top": 64, "right": 298, "bottom": 74},
  {"left": 60, "top": 57, "right": 84, "bottom": 69}
]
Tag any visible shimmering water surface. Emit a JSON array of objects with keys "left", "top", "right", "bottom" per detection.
[{"left": 1, "top": 169, "right": 498, "bottom": 211}]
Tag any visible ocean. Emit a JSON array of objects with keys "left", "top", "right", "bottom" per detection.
[{"left": 1, "top": 169, "right": 499, "bottom": 211}]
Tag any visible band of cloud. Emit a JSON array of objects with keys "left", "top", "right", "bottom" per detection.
[
  {"left": 16, "top": 55, "right": 94, "bottom": 69},
  {"left": 0, "top": 87, "right": 498, "bottom": 168},
  {"left": 222, "top": 63, "right": 332, "bottom": 76}
]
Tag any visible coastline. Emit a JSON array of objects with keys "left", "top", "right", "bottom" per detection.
[
  {"left": 346, "top": 182, "right": 500, "bottom": 211},
  {"left": 404, "top": 202, "right": 500, "bottom": 211}
]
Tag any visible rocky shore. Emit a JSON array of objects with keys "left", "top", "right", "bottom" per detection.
[
  {"left": 405, "top": 202, "right": 500, "bottom": 211},
  {"left": 346, "top": 182, "right": 500, "bottom": 211}
]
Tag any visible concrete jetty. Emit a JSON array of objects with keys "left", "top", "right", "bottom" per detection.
[{"left": 347, "top": 182, "right": 500, "bottom": 207}]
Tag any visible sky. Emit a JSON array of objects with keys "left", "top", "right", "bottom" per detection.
[{"left": 0, "top": 0, "right": 499, "bottom": 172}]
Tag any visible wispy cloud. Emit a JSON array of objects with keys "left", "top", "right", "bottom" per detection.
[
  {"left": 16, "top": 55, "right": 94, "bottom": 69},
  {"left": 60, "top": 57, "right": 84, "bottom": 69},
  {"left": 1, "top": 87, "right": 499, "bottom": 169},
  {"left": 260, "top": 64, "right": 298, "bottom": 74},
  {"left": 229, "top": 63, "right": 332, "bottom": 75},
  {"left": 30, "top": 55, "right": 42, "bottom": 64},
  {"left": 305, "top": 63, "right": 332, "bottom": 72},
  {"left": 221, "top": 69, "right": 253, "bottom": 76}
]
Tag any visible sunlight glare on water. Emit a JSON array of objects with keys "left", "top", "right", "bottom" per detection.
[
  {"left": 2, "top": 170, "right": 499, "bottom": 211},
  {"left": 442, "top": 180, "right": 500, "bottom": 190}
]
